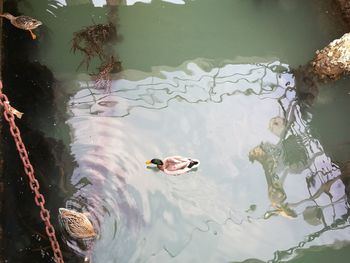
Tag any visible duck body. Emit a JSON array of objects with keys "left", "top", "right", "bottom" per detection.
[
  {"left": 146, "top": 156, "right": 200, "bottom": 175},
  {"left": 0, "top": 13, "right": 42, "bottom": 39},
  {"left": 59, "top": 208, "right": 97, "bottom": 240}
]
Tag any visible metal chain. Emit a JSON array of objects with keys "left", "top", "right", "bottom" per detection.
[{"left": 0, "top": 80, "right": 64, "bottom": 263}]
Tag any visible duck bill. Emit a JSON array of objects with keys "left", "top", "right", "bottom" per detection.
[{"left": 145, "top": 160, "right": 152, "bottom": 165}]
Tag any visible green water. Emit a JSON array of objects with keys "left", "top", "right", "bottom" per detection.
[
  {"left": 20, "top": 0, "right": 341, "bottom": 73},
  {"left": 11, "top": 0, "right": 350, "bottom": 262}
]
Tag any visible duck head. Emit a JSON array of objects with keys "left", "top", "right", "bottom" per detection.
[
  {"left": 145, "top": 159, "right": 163, "bottom": 166},
  {"left": 0, "top": 13, "right": 15, "bottom": 20},
  {"left": 31, "top": 19, "right": 43, "bottom": 28}
]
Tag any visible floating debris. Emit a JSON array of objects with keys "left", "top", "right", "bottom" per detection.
[
  {"left": 59, "top": 208, "right": 97, "bottom": 240},
  {"left": 0, "top": 13, "right": 42, "bottom": 39}
]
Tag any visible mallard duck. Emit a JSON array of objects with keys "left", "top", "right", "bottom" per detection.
[
  {"left": 146, "top": 156, "right": 200, "bottom": 175},
  {"left": 58, "top": 208, "right": 97, "bottom": 240},
  {"left": 0, "top": 13, "right": 42, "bottom": 39}
]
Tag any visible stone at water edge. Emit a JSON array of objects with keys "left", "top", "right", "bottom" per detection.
[{"left": 311, "top": 32, "right": 350, "bottom": 80}]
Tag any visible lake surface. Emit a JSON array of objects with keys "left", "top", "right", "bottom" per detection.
[{"left": 5, "top": 0, "right": 350, "bottom": 262}]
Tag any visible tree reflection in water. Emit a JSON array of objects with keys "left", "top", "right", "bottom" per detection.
[
  {"left": 67, "top": 60, "right": 350, "bottom": 262},
  {"left": 248, "top": 70, "right": 350, "bottom": 262}
]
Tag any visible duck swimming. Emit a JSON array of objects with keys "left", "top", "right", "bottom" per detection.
[
  {"left": 59, "top": 208, "right": 97, "bottom": 240},
  {"left": 146, "top": 156, "right": 200, "bottom": 175},
  {"left": 0, "top": 13, "right": 42, "bottom": 39}
]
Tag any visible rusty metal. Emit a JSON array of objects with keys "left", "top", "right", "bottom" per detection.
[{"left": 0, "top": 80, "right": 64, "bottom": 263}]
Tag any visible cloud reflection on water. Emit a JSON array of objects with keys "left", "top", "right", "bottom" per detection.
[{"left": 66, "top": 60, "right": 350, "bottom": 262}]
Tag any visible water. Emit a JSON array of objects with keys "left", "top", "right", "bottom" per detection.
[{"left": 2, "top": 0, "right": 350, "bottom": 262}]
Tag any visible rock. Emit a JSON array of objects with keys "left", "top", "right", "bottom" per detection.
[{"left": 311, "top": 32, "right": 350, "bottom": 80}]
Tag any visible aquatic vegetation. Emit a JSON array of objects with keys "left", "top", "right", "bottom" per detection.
[
  {"left": 71, "top": 23, "right": 117, "bottom": 70},
  {"left": 59, "top": 208, "right": 97, "bottom": 240},
  {"left": 0, "top": 12, "right": 42, "bottom": 39},
  {"left": 92, "top": 56, "right": 122, "bottom": 92},
  {"left": 146, "top": 156, "right": 200, "bottom": 175},
  {"left": 71, "top": 22, "right": 122, "bottom": 92}
]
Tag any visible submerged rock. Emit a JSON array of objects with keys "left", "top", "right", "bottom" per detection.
[{"left": 311, "top": 32, "right": 350, "bottom": 80}]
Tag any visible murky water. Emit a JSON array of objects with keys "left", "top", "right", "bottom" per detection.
[{"left": 3, "top": 0, "right": 350, "bottom": 262}]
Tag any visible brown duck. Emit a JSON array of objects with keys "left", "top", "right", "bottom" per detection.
[
  {"left": 59, "top": 208, "right": 97, "bottom": 240},
  {"left": 0, "top": 13, "right": 42, "bottom": 39}
]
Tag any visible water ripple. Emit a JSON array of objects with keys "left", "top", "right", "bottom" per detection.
[
  {"left": 69, "top": 61, "right": 290, "bottom": 118},
  {"left": 65, "top": 60, "right": 349, "bottom": 262}
]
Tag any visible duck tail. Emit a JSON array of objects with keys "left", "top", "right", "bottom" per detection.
[{"left": 188, "top": 160, "right": 199, "bottom": 168}]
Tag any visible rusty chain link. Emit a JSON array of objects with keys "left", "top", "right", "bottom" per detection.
[{"left": 0, "top": 80, "right": 64, "bottom": 263}]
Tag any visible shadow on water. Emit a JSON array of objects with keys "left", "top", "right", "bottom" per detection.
[{"left": 1, "top": 1, "right": 81, "bottom": 262}]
